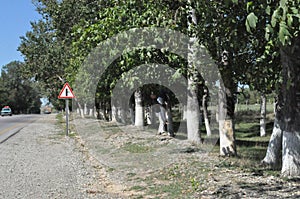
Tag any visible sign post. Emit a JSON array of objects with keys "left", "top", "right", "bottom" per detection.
[{"left": 58, "top": 83, "right": 75, "bottom": 136}]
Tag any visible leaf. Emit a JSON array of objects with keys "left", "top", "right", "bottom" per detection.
[
  {"left": 271, "top": 9, "right": 279, "bottom": 27},
  {"left": 287, "top": 14, "right": 293, "bottom": 27},
  {"left": 246, "top": 12, "right": 258, "bottom": 32},
  {"left": 265, "top": 6, "right": 271, "bottom": 15},
  {"left": 279, "top": 21, "right": 291, "bottom": 45},
  {"left": 265, "top": 24, "right": 273, "bottom": 41}
]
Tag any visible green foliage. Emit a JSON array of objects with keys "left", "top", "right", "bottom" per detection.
[
  {"left": 69, "top": 0, "right": 187, "bottom": 106},
  {"left": 18, "top": 0, "right": 299, "bottom": 115},
  {"left": 0, "top": 61, "right": 41, "bottom": 113},
  {"left": 247, "top": 0, "right": 300, "bottom": 46}
]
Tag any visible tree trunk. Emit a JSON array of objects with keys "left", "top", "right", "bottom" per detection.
[
  {"left": 281, "top": 131, "right": 300, "bottom": 176},
  {"left": 203, "top": 89, "right": 212, "bottom": 137},
  {"left": 94, "top": 107, "right": 97, "bottom": 118},
  {"left": 111, "top": 104, "right": 117, "bottom": 122},
  {"left": 89, "top": 108, "right": 93, "bottom": 117},
  {"left": 186, "top": 3, "right": 201, "bottom": 144},
  {"left": 260, "top": 93, "right": 267, "bottom": 137},
  {"left": 99, "top": 107, "right": 105, "bottom": 120},
  {"left": 187, "top": 84, "right": 201, "bottom": 144},
  {"left": 279, "top": 36, "right": 300, "bottom": 177},
  {"left": 104, "top": 101, "right": 111, "bottom": 121},
  {"left": 218, "top": 87, "right": 236, "bottom": 156},
  {"left": 84, "top": 103, "right": 88, "bottom": 115},
  {"left": 218, "top": 50, "right": 237, "bottom": 156},
  {"left": 261, "top": 116, "right": 282, "bottom": 169},
  {"left": 134, "top": 89, "right": 144, "bottom": 127},
  {"left": 77, "top": 102, "right": 84, "bottom": 118}
]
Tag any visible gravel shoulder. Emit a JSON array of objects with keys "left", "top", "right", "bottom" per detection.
[{"left": 0, "top": 114, "right": 120, "bottom": 199}]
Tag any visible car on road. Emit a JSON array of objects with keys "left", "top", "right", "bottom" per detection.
[{"left": 1, "top": 106, "right": 12, "bottom": 116}]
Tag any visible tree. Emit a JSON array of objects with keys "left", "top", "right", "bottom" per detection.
[
  {"left": 247, "top": 0, "right": 300, "bottom": 177},
  {"left": 186, "top": 1, "right": 202, "bottom": 144},
  {"left": 19, "top": 0, "right": 104, "bottom": 109},
  {"left": 193, "top": 0, "right": 281, "bottom": 155},
  {"left": 195, "top": 1, "right": 255, "bottom": 156},
  {"left": 70, "top": 0, "right": 189, "bottom": 127},
  {"left": 0, "top": 61, "right": 41, "bottom": 114}
]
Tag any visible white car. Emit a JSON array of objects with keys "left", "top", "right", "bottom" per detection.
[{"left": 1, "top": 106, "right": 12, "bottom": 116}]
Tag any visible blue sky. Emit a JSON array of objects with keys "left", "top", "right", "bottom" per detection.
[{"left": 0, "top": 0, "right": 41, "bottom": 69}]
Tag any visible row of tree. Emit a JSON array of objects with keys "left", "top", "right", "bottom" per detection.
[
  {"left": 0, "top": 61, "right": 41, "bottom": 114},
  {"left": 17, "top": 0, "right": 299, "bottom": 176}
]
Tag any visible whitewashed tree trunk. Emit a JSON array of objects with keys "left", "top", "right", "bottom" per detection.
[
  {"left": 77, "top": 102, "right": 84, "bottom": 118},
  {"left": 80, "top": 108, "right": 85, "bottom": 117},
  {"left": 187, "top": 81, "right": 201, "bottom": 144},
  {"left": 261, "top": 117, "right": 282, "bottom": 169},
  {"left": 84, "top": 103, "right": 88, "bottom": 115},
  {"left": 203, "top": 90, "right": 212, "bottom": 137},
  {"left": 111, "top": 104, "right": 117, "bottom": 122},
  {"left": 281, "top": 131, "right": 300, "bottom": 176},
  {"left": 260, "top": 94, "right": 267, "bottom": 137},
  {"left": 279, "top": 36, "right": 300, "bottom": 177},
  {"left": 187, "top": 3, "right": 201, "bottom": 144},
  {"left": 89, "top": 108, "right": 93, "bottom": 117},
  {"left": 94, "top": 107, "right": 97, "bottom": 118},
  {"left": 134, "top": 89, "right": 144, "bottom": 127}
]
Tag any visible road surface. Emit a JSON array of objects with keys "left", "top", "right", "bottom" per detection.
[
  {"left": 0, "top": 114, "right": 41, "bottom": 144},
  {"left": 0, "top": 114, "right": 120, "bottom": 198}
]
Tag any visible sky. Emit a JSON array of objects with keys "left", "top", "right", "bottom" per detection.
[{"left": 0, "top": 0, "right": 41, "bottom": 70}]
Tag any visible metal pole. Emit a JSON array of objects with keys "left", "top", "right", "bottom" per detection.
[{"left": 66, "top": 99, "right": 69, "bottom": 136}]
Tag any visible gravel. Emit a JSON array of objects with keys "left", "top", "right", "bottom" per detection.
[{"left": 0, "top": 114, "right": 121, "bottom": 199}]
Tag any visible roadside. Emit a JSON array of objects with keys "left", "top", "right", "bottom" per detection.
[
  {"left": 0, "top": 114, "right": 120, "bottom": 199},
  {"left": 71, "top": 115, "right": 300, "bottom": 199},
  {"left": 1, "top": 113, "right": 298, "bottom": 198}
]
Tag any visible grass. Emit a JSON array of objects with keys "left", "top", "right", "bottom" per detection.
[
  {"left": 122, "top": 142, "right": 154, "bottom": 153},
  {"left": 55, "top": 113, "right": 77, "bottom": 137}
]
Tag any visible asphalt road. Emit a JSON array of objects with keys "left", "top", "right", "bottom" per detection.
[{"left": 0, "top": 114, "right": 41, "bottom": 144}]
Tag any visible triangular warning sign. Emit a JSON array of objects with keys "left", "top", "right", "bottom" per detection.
[{"left": 58, "top": 83, "right": 75, "bottom": 99}]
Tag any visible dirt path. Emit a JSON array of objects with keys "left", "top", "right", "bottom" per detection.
[{"left": 72, "top": 117, "right": 300, "bottom": 198}]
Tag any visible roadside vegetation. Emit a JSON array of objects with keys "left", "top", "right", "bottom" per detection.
[{"left": 62, "top": 104, "right": 299, "bottom": 198}]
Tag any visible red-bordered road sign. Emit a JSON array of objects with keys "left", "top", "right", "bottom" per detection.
[{"left": 58, "top": 83, "right": 75, "bottom": 99}]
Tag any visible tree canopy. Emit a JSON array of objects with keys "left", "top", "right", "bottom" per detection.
[{"left": 16, "top": 0, "right": 300, "bottom": 177}]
